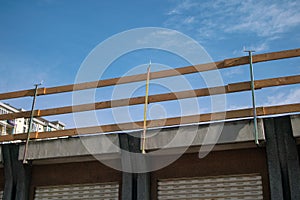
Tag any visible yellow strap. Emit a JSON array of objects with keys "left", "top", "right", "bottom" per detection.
[{"left": 142, "top": 63, "right": 151, "bottom": 154}]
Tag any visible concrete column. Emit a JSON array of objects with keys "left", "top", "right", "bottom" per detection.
[
  {"left": 137, "top": 172, "right": 150, "bottom": 200},
  {"left": 2, "top": 145, "right": 13, "bottom": 200},
  {"left": 119, "top": 133, "right": 134, "bottom": 200},
  {"left": 264, "top": 116, "right": 300, "bottom": 200},
  {"left": 276, "top": 117, "right": 300, "bottom": 199},
  {"left": 118, "top": 133, "right": 150, "bottom": 200},
  {"left": 2, "top": 144, "right": 31, "bottom": 200}
]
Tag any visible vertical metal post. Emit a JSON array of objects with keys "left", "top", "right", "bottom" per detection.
[
  {"left": 142, "top": 61, "right": 151, "bottom": 154},
  {"left": 245, "top": 50, "right": 259, "bottom": 145},
  {"left": 23, "top": 83, "right": 41, "bottom": 164}
]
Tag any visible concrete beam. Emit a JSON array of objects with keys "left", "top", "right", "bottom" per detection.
[
  {"left": 12, "top": 118, "right": 266, "bottom": 164},
  {"left": 145, "top": 118, "right": 264, "bottom": 150},
  {"left": 18, "top": 134, "right": 120, "bottom": 163}
]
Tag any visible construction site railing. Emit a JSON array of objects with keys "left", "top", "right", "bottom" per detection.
[{"left": 0, "top": 48, "right": 299, "bottom": 142}]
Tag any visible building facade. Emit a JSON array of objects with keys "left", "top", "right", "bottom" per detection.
[
  {"left": 0, "top": 102, "right": 65, "bottom": 135},
  {"left": 0, "top": 114, "right": 299, "bottom": 199}
]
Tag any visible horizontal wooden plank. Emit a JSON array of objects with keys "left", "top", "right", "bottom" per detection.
[
  {"left": 0, "top": 48, "right": 299, "bottom": 100},
  {"left": 0, "top": 87, "right": 46, "bottom": 100},
  {"left": 0, "top": 103, "right": 299, "bottom": 142},
  {"left": 0, "top": 74, "right": 299, "bottom": 120},
  {"left": 0, "top": 110, "right": 32, "bottom": 120},
  {"left": 254, "top": 75, "right": 300, "bottom": 88}
]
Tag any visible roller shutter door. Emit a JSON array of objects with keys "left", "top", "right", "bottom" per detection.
[
  {"left": 34, "top": 182, "right": 119, "bottom": 200},
  {"left": 158, "top": 173, "right": 263, "bottom": 200}
]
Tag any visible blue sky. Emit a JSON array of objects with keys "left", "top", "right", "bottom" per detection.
[{"left": 0, "top": 0, "right": 299, "bottom": 128}]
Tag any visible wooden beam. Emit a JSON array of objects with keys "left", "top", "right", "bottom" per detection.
[
  {"left": 0, "top": 87, "right": 46, "bottom": 100},
  {"left": 0, "top": 48, "right": 299, "bottom": 100},
  {"left": 254, "top": 75, "right": 300, "bottom": 88},
  {"left": 0, "top": 103, "right": 299, "bottom": 142},
  {"left": 0, "top": 74, "right": 299, "bottom": 120}
]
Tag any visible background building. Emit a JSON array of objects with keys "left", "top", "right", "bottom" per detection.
[{"left": 0, "top": 102, "right": 65, "bottom": 135}]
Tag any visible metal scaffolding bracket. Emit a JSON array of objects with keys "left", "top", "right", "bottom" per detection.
[
  {"left": 244, "top": 50, "right": 260, "bottom": 145},
  {"left": 23, "top": 82, "right": 42, "bottom": 164}
]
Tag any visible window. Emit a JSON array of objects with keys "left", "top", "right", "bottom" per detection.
[{"left": 32, "top": 123, "right": 37, "bottom": 132}]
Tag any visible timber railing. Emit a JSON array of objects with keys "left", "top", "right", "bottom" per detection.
[{"left": 0, "top": 48, "right": 299, "bottom": 142}]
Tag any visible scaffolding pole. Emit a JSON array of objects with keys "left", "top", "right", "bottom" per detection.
[
  {"left": 23, "top": 83, "right": 41, "bottom": 164},
  {"left": 245, "top": 50, "right": 259, "bottom": 145},
  {"left": 142, "top": 62, "right": 151, "bottom": 154}
]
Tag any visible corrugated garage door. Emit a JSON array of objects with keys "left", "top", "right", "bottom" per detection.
[
  {"left": 158, "top": 173, "right": 263, "bottom": 200},
  {"left": 34, "top": 182, "right": 119, "bottom": 200}
]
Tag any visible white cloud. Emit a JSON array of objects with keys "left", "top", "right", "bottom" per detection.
[
  {"left": 183, "top": 16, "right": 195, "bottom": 24},
  {"left": 227, "top": 1, "right": 300, "bottom": 37},
  {"left": 226, "top": 87, "right": 300, "bottom": 111},
  {"left": 223, "top": 67, "right": 245, "bottom": 78},
  {"left": 135, "top": 29, "right": 214, "bottom": 64},
  {"left": 228, "top": 104, "right": 249, "bottom": 110},
  {"left": 264, "top": 88, "right": 300, "bottom": 106},
  {"left": 165, "top": 0, "right": 300, "bottom": 40},
  {"left": 137, "top": 29, "right": 184, "bottom": 47},
  {"left": 248, "top": 43, "right": 269, "bottom": 52},
  {"left": 232, "top": 42, "right": 269, "bottom": 57},
  {"left": 166, "top": 0, "right": 199, "bottom": 15}
]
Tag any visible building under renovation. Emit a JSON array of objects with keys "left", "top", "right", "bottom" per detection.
[{"left": 0, "top": 48, "right": 299, "bottom": 200}]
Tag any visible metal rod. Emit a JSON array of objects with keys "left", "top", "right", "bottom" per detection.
[
  {"left": 142, "top": 61, "right": 151, "bottom": 154},
  {"left": 245, "top": 50, "right": 259, "bottom": 145},
  {"left": 23, "top": 83, "right": 41, "bottom": 164}
]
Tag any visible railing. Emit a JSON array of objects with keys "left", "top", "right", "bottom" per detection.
[{"left": 0, "top": 48, "right": 299, "bottom": 143}]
